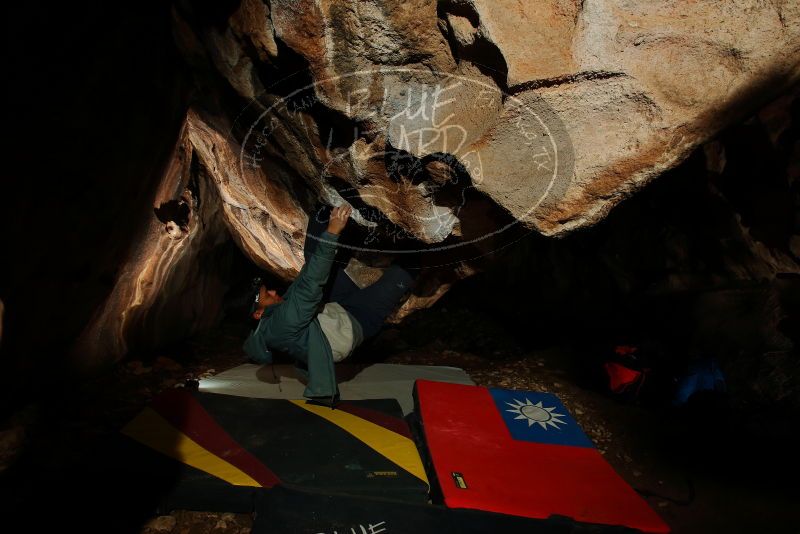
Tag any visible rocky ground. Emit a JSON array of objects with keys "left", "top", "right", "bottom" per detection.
[{"left": 1, "top": 289, "right": 797, "bottom": 534}]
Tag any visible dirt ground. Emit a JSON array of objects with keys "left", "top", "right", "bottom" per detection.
[{"left": 1, "top": 294, "right": 797, "bottom": 534}]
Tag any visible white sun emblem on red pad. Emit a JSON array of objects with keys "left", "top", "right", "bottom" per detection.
[{"left": 506, "top": 398, "right": 567, "bottom": 430}]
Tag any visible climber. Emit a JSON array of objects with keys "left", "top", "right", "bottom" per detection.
[{"left": 242, "top": 204, "right": 414, "bottom": 407}]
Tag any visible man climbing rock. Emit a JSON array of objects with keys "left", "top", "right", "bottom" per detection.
[{"left": 243, "top": 204, "right": 414, "bottom": 407}]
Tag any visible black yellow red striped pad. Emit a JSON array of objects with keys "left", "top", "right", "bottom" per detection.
[{"left": 121, "top": 389, "right": 429, "bottom": 512}]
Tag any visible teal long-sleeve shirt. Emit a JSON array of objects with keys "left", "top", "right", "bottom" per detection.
[{"left": 242, "top": 230, "right": 340, "bottom": 400}]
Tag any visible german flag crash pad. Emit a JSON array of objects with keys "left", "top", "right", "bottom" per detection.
[{"left": 120, "top": 389, "right": 429, "bottom": 512}]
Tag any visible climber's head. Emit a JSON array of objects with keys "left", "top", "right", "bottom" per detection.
[
  {"left": 251, "top": 285, "right": 284, "bottom": 320},
  {"left": 248, "top": 277, "right": 284, "bottom": 321}
]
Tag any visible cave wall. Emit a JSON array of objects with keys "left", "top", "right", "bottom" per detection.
[
  {"left": 71, "top": 118, "right": 245, "bottom": 369},
  {"left": 463, "top": 93, "right": 800, "bottom": 414},
  {"left": 3, "top": 0, "right": 799, "bottom": 394},
  {"left": 159, "top": 0, "right": 800, "bottom": 323},
  {"left": 2, "top": 3, "right": 196, "bottom": 399}
]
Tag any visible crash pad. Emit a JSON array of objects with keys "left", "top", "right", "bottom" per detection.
[
  {"left": 413, "top": 380, "right": 670, "bottom": 534},
  {"left": 252, "top": 486, "right": 642, "bottom": 533},
  {"left": 198, "top": 363, "right": 474, "bottom": 415},
  {"left": 121, "top": 389, "right": 429, "bottom": 512}
]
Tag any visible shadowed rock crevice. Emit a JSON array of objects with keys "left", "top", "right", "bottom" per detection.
[
  {"left": 437, "top": 0, "right": 509, "bottom": 91},
  {"left": 507, "top": 70, "right": 627, "bottom": 95},
  {"left": 154, "top": 199, "right": 192, "bottom": 231}
]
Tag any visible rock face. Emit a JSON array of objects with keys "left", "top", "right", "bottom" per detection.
[
  {"left": 3, "top": 2, "right": 194, "bottom": 383},
  {"left": 72, "top": 115, "right": 234, "bottom": 365},
  {"left": 150, "top": 0, "right": 800, "bottom": 413},
  {"left": 173, "top": 0, "right": 799, "bottom": 250},
  {"left": 468, "top": 95, "right": 800, "bottom": 416},
  {"left": 7, "top": 0, "right": 800, "bottom": 374},
  {"left": 72, "top": 110, "right": 308, "bottom": 366},
  {"left": 69, "top": 0, "right": 800, "bottom": 364}
]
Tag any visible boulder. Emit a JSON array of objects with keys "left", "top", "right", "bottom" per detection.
[
  {"left": 173, "top": 0, "right": 799, "bottom": 246},
  {"left": 73, "top": 0, "right": 800, "bottom": 362}
]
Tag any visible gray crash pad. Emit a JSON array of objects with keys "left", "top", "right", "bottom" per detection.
[{"left": 198, "top": 363, "right": 474, "bottom": 415}]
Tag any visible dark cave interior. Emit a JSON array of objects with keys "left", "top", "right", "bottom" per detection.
[{"left": 2, "top": 2, "right": 799, "bottom": 534}]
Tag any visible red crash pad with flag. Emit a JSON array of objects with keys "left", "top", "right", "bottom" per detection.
[{"left": 414, "top": 380, "right": 670, "bottom": 533}]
